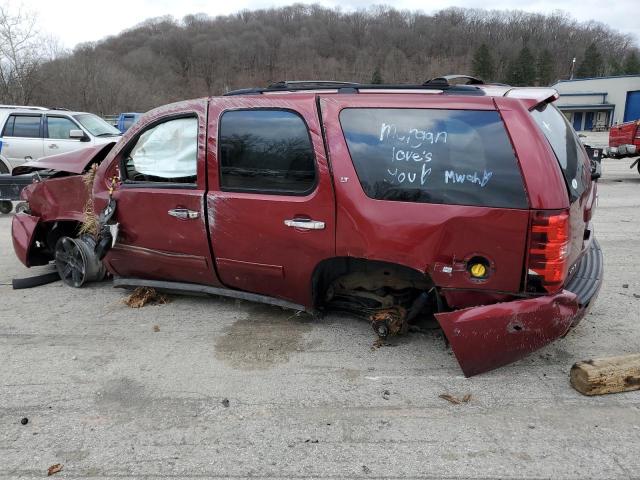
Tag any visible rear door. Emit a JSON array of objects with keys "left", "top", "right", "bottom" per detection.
[
  {"left": 206, "top": 96, "right": 335, "bottom": 307},
  {"left": 0, "top": 114, "right": 44, "bottom": 167}
]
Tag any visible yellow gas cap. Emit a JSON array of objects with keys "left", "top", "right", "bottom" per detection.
[{"left": 470, "top": 262, "right": 487, "bottom": 278}]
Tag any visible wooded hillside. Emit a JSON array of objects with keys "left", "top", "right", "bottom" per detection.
[{"left": 6, "top": 4, "right": 640, "bottom": 114}]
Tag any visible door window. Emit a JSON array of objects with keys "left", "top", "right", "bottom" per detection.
[
  {"left": 218, "top": 109, "right": 316, "bottom": 194},
  {"left": 123, "top": 117, "right": 198, "bottom": 184},
  {"left": 47, "top": 116, "right": 79, "bottom": 139},
  {"left": 3, "top": 115, "right": 42, "bottom": 138}
]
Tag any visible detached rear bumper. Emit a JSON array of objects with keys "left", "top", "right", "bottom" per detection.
[{"left": 436, "top": 239, "right": 603, "bottom": 377}]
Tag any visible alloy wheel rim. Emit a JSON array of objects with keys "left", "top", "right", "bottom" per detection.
[{"left": 55, "top": 238, "right": 86, "bottom": 287}]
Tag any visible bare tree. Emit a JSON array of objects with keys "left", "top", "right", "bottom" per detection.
[
  {"left": 0, "top": 2, "right": 47, "bottom": 104},
  {"left": 24, "top": 5, "right": 640, "bottom": 114}
]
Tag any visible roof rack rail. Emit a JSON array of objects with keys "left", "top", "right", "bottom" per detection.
[
  {"left": 269, "top": 80, "right": 360, "bottom": 90},
  {"left": 0, "top": 105, "right": 48, "bottom": 111},
  {"left": 224, "top": 79, "right": 485, "bottom": 96}
]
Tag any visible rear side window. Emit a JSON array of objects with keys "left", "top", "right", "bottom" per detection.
[
  {"left": 3, "top": 115, "right": 41, "bottom": 138},
  {"left": 530, "top": 104, "right": 587, "bottom": 201},
  {"left": 219, "top": 110, "right": 316, "bottom": 194},
  {"left": 340, "top": 108, "right": 528, "bottom": 208}
]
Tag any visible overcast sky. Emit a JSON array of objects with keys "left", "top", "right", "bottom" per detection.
[{"left": 19, "top": 0, "right": 640, "bottom": 48}]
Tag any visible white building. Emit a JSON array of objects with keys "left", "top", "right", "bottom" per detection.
[{"left": 551, "top": 75, "right": 640, "bottom": 132}]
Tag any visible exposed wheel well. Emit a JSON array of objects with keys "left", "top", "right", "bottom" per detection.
[
  {"left": 0, "top": 157, "right": 10, "bottom": 174},
  {"left": 28, "top": 220, "right": 84, "bottom": 266},
  {"left": 311, "top": 257, "right": 434, "bottom": 311}
]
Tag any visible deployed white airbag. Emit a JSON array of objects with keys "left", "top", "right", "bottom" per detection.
[{"left": 130, "top": 117, "right": 197, "bottom": 178}]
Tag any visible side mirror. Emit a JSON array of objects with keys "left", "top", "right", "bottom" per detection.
[{"left": 70, "top": 129, "right": 89, "bottom": 141}]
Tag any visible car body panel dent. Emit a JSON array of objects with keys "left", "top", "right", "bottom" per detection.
[
  {"left": 12, "top": 213, "right": 40, "bottom": 266},
  {"left": 12, "top": 142, "right": 116, "bottom": 176},
  {"left": 25, "top": 175, "right": 88, "bottom": 222},
  {"left": 436, "top": 290, "right": 579, "bottom": 377}
]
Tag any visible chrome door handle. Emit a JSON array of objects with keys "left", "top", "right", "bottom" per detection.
[
  {"left": 284, "top": 219, "right": 325, "bottom": 230},
  {"left": 168, "top": 208, "right": 199, "bottom": 219},
  {"left": 48, "top": 144, "right": 58, "bottom": 149}
]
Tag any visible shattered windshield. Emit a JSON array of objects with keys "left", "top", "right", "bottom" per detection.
[{"left": 74, "top": 114, "right": 121, "bottom": 137}]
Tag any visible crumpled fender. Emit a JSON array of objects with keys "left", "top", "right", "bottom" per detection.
[
  {"left": 12, "top": 213, "right": 40, "bottom": 267},
  {"left": 436, "top": 291, "right": 579, "bottom": 377},
  {"left": 12, "top": 142, "right": 116, "bottom": 176}
]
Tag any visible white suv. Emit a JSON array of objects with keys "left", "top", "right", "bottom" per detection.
[{"left": 0, "top": 105, "right": 122, "bottom": 174}]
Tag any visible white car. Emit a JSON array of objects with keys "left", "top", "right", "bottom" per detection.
[{"left": 0, "top": 105, "right": 122, "bottom": 174}]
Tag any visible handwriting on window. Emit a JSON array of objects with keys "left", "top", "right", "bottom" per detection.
[{"left": 379, "top": 122, "right": 493, "bottom": 188}]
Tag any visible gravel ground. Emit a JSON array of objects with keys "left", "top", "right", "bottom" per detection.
[{"left": 1, "top": 158, "right": 639, "bottom": 479}]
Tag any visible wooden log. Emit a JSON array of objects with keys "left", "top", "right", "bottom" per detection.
[{"left": 570, "top": 354, "right": 640, "bottom": 396}]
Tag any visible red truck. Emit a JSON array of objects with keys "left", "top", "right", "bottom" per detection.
[
  {"left": 11, "top": 78, "right": 603, "bottom": 376},
  {"left": 606, "top": 120, "right": 640, "bottom": 174}
]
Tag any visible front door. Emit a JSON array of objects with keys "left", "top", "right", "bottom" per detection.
[
  {"left": 101, "top": 101, "right": 220, "bottom": 286},
  {"left": 206, "top": 97, "right": 335, "bottom": 307},
  {"left": 44, "top": 115, "right": 88, "bottom": 156}
]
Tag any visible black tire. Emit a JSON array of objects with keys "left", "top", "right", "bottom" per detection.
[
  {"left": 12, "top": 271, "right": 60, "bottom": 289},
  {"left": 637, "top": 162, "right": 640, "bottom": 175},
  {"left": 0, "top": 200, "right": 12, "bottom": 214}
]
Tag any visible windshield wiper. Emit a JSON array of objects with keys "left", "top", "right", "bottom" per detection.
[{"left": 96, "top": 133, "right": 121, "bottom": 137}]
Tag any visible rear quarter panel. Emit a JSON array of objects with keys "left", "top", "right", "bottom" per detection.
[{"left": 320, "top": 95, "right": 534, "bottom": 293}]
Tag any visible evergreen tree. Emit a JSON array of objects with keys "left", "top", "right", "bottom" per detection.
[
  {"left": 507, "top": 46, "right": 536, "bottom": 86},
  {"left": 472, "top": 43, "right": 494, "bottom": 81},
  {"left": 371, "top": 68, "right": 383, "bottom": 84},
  {"left": 576, "top": 43, "right": 603, "bottom": 78},
  {"left": 623, "top": 51, "right": 640, "bottom": 75},
  {"left": 536, "top": 49, "right": 554, "bottom": 86}
]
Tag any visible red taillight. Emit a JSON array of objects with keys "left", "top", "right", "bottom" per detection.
[{"left": 527, "top": 210, "right": 570, "bottom": 293}]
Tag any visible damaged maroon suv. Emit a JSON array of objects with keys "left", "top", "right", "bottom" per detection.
[{"left": 11, "top": 77, "right": 603, "bottom": 376}]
